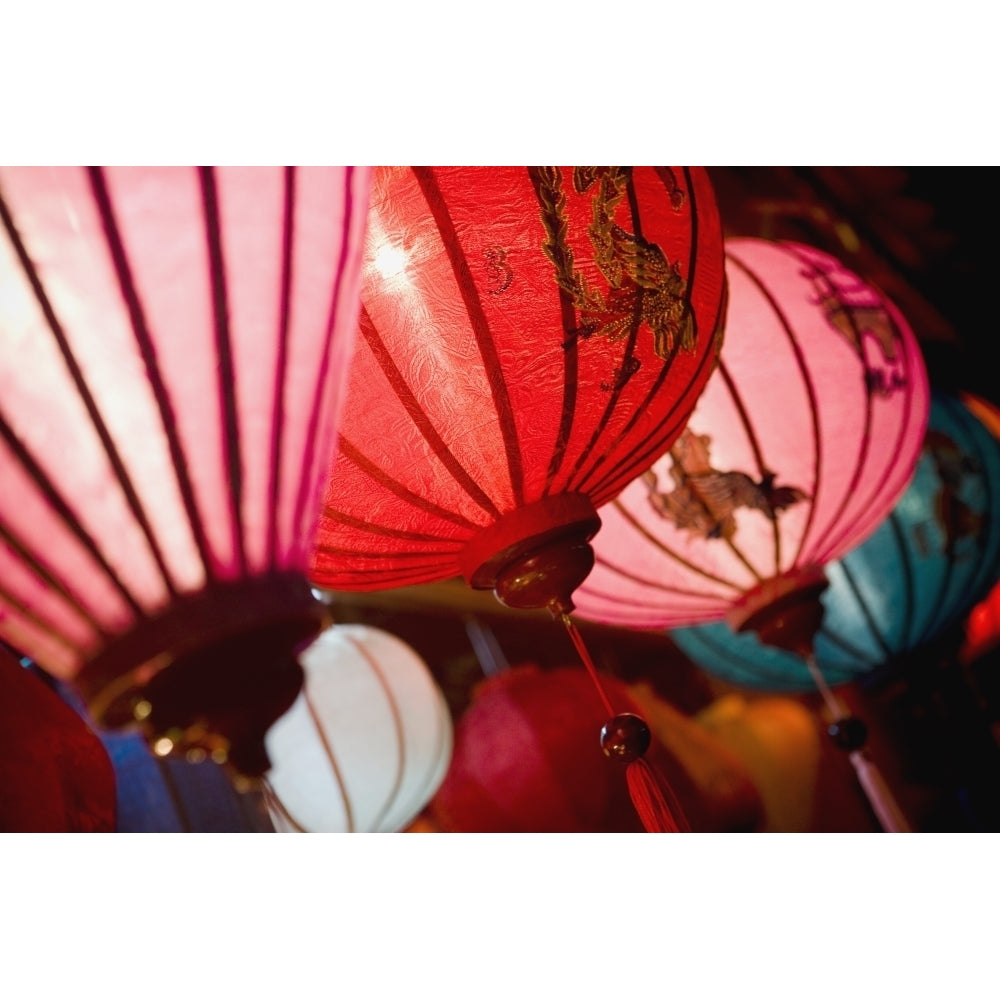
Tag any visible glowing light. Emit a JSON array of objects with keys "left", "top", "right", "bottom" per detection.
[
  {"left": 153, "top": 737, "right": 174, "bottom": 756},
  {"left": 371, "top": 242, "right": 408, "bottom": 281}
]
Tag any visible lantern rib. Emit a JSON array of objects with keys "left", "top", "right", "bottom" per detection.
[
  {"left": 813, "top": 625, "right": 882, "bottom": 674},
  {"left": 832, "top": 556, "right": 897, "bottom": 663},
  {"left": 558, "top": 170, "right": 645, "bottom": 492},
  {"left": 676, "top": 627, "right": 812, "bottom": 690},
  {"left": 304, "top": 687, "right": 355, "bottom": 833},
  {"left": 576, "top": 167, "right": 726, "bottom": 505},
  {"left": 405, "top": 691, "right": 452, "bottom": 828},
  {"left": 714, "top": 358, "right": 785, "bottom": 576},
  {"left": 412, "top": 166, "right": 525, "bottom": 507},
  {"left": 565, "top": 168, "right": 699, "bottom": 500},
  {"left": 332, "top": 435, "right": 482, "bottom": 531},
  {"left": 349, "top": 634, "right": 407, "bottom": 832},
  {"left": 780, "top": 243, "right": 893, "bottom": 562},
  {"left": 526, "top": 166, "right": 581, "bottom": 491},
  {"left": 726, "top": 250, "right": 824, "bottom": 571},
  {"left": 84, "top": 167, "right": 217, "bottom": 584},
  {"left": 884, "top": 510, "right": 921, "bottom": 654},
  {"left": 262, "top": 779, "right": 308, "bottom": 832},
  {"left": 316, "top": 509, "right": 466, "bottom": 545},
  {"left": 1, "top": 174, "right": 184, "bottom": 600},
  {"left": 312, "top": 543, "right": 461, "bottom": 566},
  {"left": 0, "top": 517, "right": 107, "bottom": 635},
  {"left": 580, "top": 570, "right": 731, "bottom": 615},
  {"left": 291, "top": 166, "right": 363, "bottom": 564},
  {"left": 356, "top": 306, "right": 503, "bottom": 520},
  {"left": 265, "top": 166, "right": 296, "bottom": 570},
  {"left": 579, "top": 249, "right": 726, "bottom": 506},
  {"left": 0, "top": 412, "right": 144, "bottom": 617},
  {"left": 832, "top": 324, "right": 924, "bottom": 557},
  {"left": 575, "top": 256, "right": 727, "bottom": 503},
  {"left": 198, "top": 167, "right": 247, "bottom": 576},
  {"left": 313, "top": 561, "right": 459, "bottom": 592},
  {"left": 0, "top": 578, "right": 83, "bottom": 656},
  {"left": 610, "top": 496, "right": 760, "bottom": 589}
]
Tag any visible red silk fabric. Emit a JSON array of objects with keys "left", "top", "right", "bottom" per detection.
[{"left": 310, "top": 167, "right": 727, "bottom": 591}]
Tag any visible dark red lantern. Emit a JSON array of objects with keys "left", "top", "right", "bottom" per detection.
[{"left": 0, "top": 644, "right": 115, "bottom": 832}]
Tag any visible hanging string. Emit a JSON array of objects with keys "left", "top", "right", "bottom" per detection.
[
  {"left": 804, "top": 651, "right": 849, "bottom": 717},
  {"left": 805, "top": 651, "right": 911, "bottom": 833},
  {"left": 559, "top": 612, "right": 689, "bottom": 834}
]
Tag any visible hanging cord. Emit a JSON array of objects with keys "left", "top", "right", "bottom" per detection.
[
  {"left": 560, "top": 612, "right": 689, "bottom": 834},
  {"left": 805, "top": 653, "right": 912, "bottom": 833},
  {"left": 464, "top": 616, "right": 510, "bottom": 677}
]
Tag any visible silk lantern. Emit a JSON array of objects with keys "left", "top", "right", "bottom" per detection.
[
  {"left": 573, "top": 238, "right": 931, "bottom": 831},
  {"left": 0, "top": 645, "right": 115, "bottom": 832},
  {"left": 39, "top": 661, "right": 275, "bottom": 831},
  {"left": 308, "top": 167, "right": 728, "bottom": 831},
  {"left": 311, "top": 166, "right": 726, "bottom": 608},
  {"left": 262, "top": 624, "right": 453, "bottom": 832},
  {"left": 672, "top": 392, "right": 1000, "bottom": 692},
  {"left": 0, "top": 167, "right": 371, "bottom": 776},
  {"left": 430, "top": 664, "right": 760, "bottom": 833},
  {"left": 958, "top": 393, "right": 1000, "bottom": 664}
]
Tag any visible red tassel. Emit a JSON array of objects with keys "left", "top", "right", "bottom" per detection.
[{"left": 626, "top": 757, "right": 687, "bottom": 834}]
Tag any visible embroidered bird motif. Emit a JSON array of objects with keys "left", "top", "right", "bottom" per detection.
[{"left": 644, "top": 429, "right": 807, "bottom": 541}]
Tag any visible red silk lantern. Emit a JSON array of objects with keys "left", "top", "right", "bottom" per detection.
[
  {"left": 430, "top": 664, "right": 758, "bottom": 833},
  {"left": 0, "top": 167, "right": 371, "bottom": 775},
  {"left": 308, "top": 167, "right": 727, "bottom": 832},
  {"left": 572, "top": 238, "right": 931, "bottom": 831},
  {"left": 310, "top": 166, "right": 727, "bottom": 612}
]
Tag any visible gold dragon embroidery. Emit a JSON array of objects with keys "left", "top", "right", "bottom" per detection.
[{"left": 535, "top": 166, "right": 695, "bottom": 363}]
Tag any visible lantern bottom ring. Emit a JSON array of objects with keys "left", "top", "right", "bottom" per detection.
[
  {"left": 725, "top": 565, "right": 829, "bottom": 657},
  {"left": 459, "top": 494, "right": 601, "bottom": 614},
  {"left": 75, "top": 572, "right": 331, "bottom": 777}
]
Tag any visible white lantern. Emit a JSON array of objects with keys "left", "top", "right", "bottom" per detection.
[{"left": 263, "top": 624, "right": 453, "bottom": 832}]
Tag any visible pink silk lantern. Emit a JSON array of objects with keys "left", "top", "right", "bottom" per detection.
[
  {"left": 574, "top": 238, "right": 930, "bottom": 635},
  {"left": 0, "top": 167, "right": 371, "bottom": 776},
  {"left": 572, "top": 238, "right": 931, "bottom": 832}
]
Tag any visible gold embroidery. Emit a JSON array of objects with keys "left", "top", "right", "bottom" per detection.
[
  {"left": 484, "top": 246, "right": 513, "bottom": 294},
  {"left": 924, "top": 428, "right": 983, "bottom": 559},
  {"left": 536, "top": 166, "right": 694, "bottom": 361},
  {"left": 645, "top": 429, "right": 807, "bottom": 541}
]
